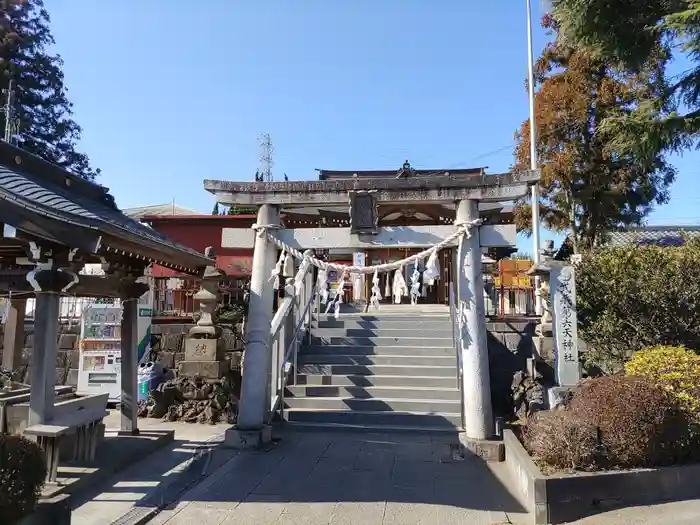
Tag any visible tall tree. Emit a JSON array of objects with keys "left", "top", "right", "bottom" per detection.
[
  {"left": 551, "top": 0, "right": 700, "bottom": 159},
  {"left": 513, "top": 15, "right": 676, "bottom": 252},
  {"left": 0, "top": 0, "right": 98, "bottom": 180},
  {"left": 211, "top": 202, "right": 220, "bottom": 215}
]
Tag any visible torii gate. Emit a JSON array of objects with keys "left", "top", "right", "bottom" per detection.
[{"left": 204, "top": 169, "right": 540, "bottom": 445}]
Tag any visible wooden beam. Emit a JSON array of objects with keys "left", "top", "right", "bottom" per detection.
[
  {"left": 205, "top": 170, "right": 540, "bottom": 207},
  {"left": 0, "top": 271, "right": 122, "bottom": 297},
  {"left": 221, "top": 224, "right": 516, "bottom": 250}
]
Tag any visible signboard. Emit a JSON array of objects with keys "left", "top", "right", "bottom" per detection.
[{"left": 349, "top": 191, "right": 378, "bottom": 235}]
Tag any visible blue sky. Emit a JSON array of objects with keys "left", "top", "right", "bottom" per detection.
[{"left": 49, "top": 1, "right": 700, "bottom": 254}]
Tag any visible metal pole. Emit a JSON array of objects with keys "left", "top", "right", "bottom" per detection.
[{"left": 526, "top": 0, "right": 542, "bottom": 315}]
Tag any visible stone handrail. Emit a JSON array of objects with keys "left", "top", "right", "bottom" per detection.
[{"left": 268, "top": 258, "right": 315, "bottom": 422}]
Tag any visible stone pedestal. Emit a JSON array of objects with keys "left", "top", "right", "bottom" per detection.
[{"left": 224, "top": 424, "right": 272, "bottom": 449}]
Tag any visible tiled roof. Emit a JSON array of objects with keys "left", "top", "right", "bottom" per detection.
[
  {"left": 123, "top": 203, "right": 200, "bottom": 219},
  {"left": 0, "top": 144, "right": 212, "bottom": 273},
  {"left": 604, "top": 226, "right": 700, "bottom": 247}
]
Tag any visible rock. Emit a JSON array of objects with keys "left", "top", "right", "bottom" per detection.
[
  {"left": 138, "top": 371, "right": 240, "bottom": 425},
  {"left": 511, "top": 369, "right": 546, "bottom": 419}
]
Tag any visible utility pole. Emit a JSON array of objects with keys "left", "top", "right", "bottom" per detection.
[
  {"left": 526, "top": 0, "right": 543, "bottom": 315},
  {"left": 259, "top": 133, "right": 274, "bottom": 182},
  {"left": 3, "top": 79, "right": 17, "bottom": 144}
]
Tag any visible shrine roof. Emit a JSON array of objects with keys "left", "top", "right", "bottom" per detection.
[
  {"left": 604, "top": 226, "right": 700, "bottom": 248},
  {"left": 0, "top": 142, "right": 213, "bottom": 275}
]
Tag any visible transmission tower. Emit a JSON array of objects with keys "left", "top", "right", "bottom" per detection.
[
  {"left": 259, "top": 133, "right": 274, "bottom": 182},
  {"left": 2, "top": 79, "right": 19, "bottom": 145}
]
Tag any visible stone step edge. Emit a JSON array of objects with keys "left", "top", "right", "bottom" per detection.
[
  {"left": 296, "top": 374, "right": 460, "bottom": 379},
  {"left": 287, "top": 384, "right": 460, "bottom": 392},
  {"left": 285, "top": 396, "right": 461, "bottom": 404},
  {"left": 297, "top": 364, "right": 457, "bottom": 369},
  {"left": 280, "top": 421, "right": 462, "bottom": 433},
  {"left": 284, "top": 408, "right": 462, "bottom": 416}
]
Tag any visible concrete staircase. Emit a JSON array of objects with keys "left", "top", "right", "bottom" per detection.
[{"left": 284, "top": 306, "right": 463, "bottom": 432}]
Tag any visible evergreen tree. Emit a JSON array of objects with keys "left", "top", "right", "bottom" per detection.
[
  {"left": 0, "top": 0, "right": 98, "bottom": 180},
  {"left": 552, "top": 0, "right": 700, "bottom": 160},
  {"left": 513, "top": 14, "right": 675, "bottom": 251},
  {"left": 212, "top": 202, "right": 220, "bottom": 215}
]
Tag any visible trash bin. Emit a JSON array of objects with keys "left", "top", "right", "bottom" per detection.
[{"left": 137, "top": 362, "right": 164, "bottom": 402}]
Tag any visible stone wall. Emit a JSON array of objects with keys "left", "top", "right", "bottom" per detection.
[
  {"left": 0, "top": 321, "right": 244, "bottom": 387},
  {"left": 486, "top": 319, "right": 536, "bottom": 417}
]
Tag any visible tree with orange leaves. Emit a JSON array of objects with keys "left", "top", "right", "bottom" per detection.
[{"left": 512, "top": 14, "right": 676, "bottom": 252}]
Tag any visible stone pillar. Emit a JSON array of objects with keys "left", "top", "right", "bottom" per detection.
[
  {"left": 2, "top": 297, "right": 26, "bottom": 372},
  {"left": 118, "top": 278, "right": 148, "bottom": 434},
  {"left": 26, "top": 264, "right": 77, "bottom": 425},
  {"left": 456, "top": 200, "right": 494, "bottom": 440},
  {"left": 180, "top": 247, "right": 227, "bottom": 381},
  {"left": 227, "top": 204, "right": 279, "bottom": 448}
]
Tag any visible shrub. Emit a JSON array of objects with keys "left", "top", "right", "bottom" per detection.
[
  {"left": 0, "top": 434, "right": 46, "bottom": 524},
  {"left": 523, "top": 376, "right": 696, "bottom": 471},
  {"left": 577, "top": 240, "right": 700, "bottom": 373},
  {"left": 625, "top": 345, "right": 700, "bottom": 420},
  {"left": 523, "top": 410, "right": 600, "bottom": 472}
]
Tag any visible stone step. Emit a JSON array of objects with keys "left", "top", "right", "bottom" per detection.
[
  {"left": 295, "top": 374, "right": 459, "bottom": 389},
  {"left": 310, "top": 336, "right": 454, "bottom": 347},
  {"left": 278, "top": 421, "right": 460, "bottom": 435},
  {"left": 297, "top": 354, "right": 456, "bottom": 367},
  {"left": 285, "top": 396, "right": 460, "bottom": 413},
  {"left": 303, "top": 345, "right": 455, "bottom": 357},
  {"left": 296, "top": 364, "right": 457, "bottom": 377},
  {"left": 312, "top": 328, "right": 453, "bottom": 338},
  {"left": 286, "top": 384, "right": 461, "bottom": 401},
  {"left": 313, "top": 319, "right": 452, "bottom": 330},
  {"left": 283, "top": 408, "right": 462, "bottom": 429}
]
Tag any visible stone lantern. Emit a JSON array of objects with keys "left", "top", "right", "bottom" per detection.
[{"left": 178, "top": 247, "right": 229, "bottom": 380}]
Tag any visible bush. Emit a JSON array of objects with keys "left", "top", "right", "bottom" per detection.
[
  {"left": 523, "top": 376, "right": 696, "bottom": 471},
  {"left": 0, "top": 434, "right": 46, "bottom": 524},
  {"left": 626, "top": 345, "right": 700, "bottom": 420},
  {"left": 577, "top": 240, "right": 700, "bottom": 373}
]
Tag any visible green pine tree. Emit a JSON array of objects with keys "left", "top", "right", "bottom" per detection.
[
  {"left": 212, "top": 202, "right": 220, "bottom": 215},
  {"left": 0, "top": 0, "right": 99, "bottom": 180}
]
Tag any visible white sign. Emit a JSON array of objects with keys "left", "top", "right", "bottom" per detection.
[
  {"left": 353, "top": 252, "right": 366, "bottom": 302},
  {"left": 550, "top": 265, "right": 580, "bottom": 386}
]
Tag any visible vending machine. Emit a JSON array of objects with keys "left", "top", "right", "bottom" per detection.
[{"left": 77, "top": 301, "right": 152, "bottom": 403}]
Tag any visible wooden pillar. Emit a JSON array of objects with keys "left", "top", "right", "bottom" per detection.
[
  {"left": 118, "top": 278, "right": 148, "bottom": 434},
  {"left": 2, "top": 297, "right": 26, "bottom": 372},
  {"left": 26, "top": 264, "right": 77, "bottom": 425}
]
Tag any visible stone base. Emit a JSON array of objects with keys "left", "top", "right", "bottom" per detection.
[
  {"left": 458, "top": 433, "right": 505, "bottom": 462},
  {"left": 178, "top": 360, "right": 229, "bottom": 380},
  {"left": 224, "top": 425, "right": 272, "bottom": 449},
  {"left": 547, "top": 385, "right": 573, "bottom": 409}
]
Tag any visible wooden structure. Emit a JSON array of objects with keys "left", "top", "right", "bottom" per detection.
[{"left": 0, "top": 142, "right": 212, "bottom": 436}]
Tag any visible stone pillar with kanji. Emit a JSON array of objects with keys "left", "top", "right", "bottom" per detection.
[{"left": 179, "top": 247, "right": 228, "bottom": 381}]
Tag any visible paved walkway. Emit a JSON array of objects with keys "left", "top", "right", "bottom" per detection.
[{"left": 147, "top": 429, "right": 526, "bottom": 525}]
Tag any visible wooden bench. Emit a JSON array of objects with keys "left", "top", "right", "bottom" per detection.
[{"left": 23, "top": 393, "right": 109, "bottom": 483}]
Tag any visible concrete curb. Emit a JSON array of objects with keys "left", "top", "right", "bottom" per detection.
[{"left": 503, "top": 429, "right": 700, "bottom": 524}]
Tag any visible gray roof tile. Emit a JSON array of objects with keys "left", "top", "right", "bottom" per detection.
[{"left": 604, "top": 227, "right": 700, "bottom": 247}]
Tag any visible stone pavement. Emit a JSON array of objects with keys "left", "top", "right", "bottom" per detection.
[
  {"left": 70, "top": 412, "right": 233, "bottom": 525},
  {"left": 146, "top": 429, "right": 527, "bottom": 525}
]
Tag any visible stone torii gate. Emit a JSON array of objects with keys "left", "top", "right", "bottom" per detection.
[{"left": 205, "top": 169, "right": 540, "bottom": 445}]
